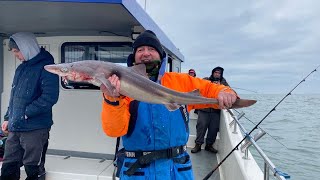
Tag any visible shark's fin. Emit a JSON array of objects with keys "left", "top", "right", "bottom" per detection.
[
  {"left": 95, "top": 75, "right": 116, "bottom": 95},
  {"left": 164, "top": 103, "right": 180, "bottom": 111},
  {"left": 130, "top": 64, "right": 148, "bottom": 78},
  {"left": 187, "top": 89, "right": 201, "bottom": 96}
]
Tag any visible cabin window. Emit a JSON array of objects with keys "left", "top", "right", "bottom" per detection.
[
  {"left": 61, "top": 42, "right": 132, "bottom": 90},
  {"left": 167, "top": 57, "right": 172, "bottom": 72}
]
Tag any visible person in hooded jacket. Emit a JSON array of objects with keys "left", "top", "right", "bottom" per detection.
[
  {"left": 191, "top": 67, "right": 230, "bottom": 154},
  {"left": 207, "top": 67, "right": 229, "bottom": 86},
  {"left": 100, "top": 30, "right": 238, "bottom": 180},
  {"left": 1, "top": 32, "right": 59, "bottom": 180}
]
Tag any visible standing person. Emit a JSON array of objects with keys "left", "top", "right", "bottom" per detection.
[
  {"left": 188, "top": 69, "right": 196, "bottom": 77},
  {"left": 1, "top": 32, "right": 59, "bottom": 180},
  {"left": 188, "top": 69, "right": 199, "bottom": 114},
  {"left": 208, "top": 66, "right": 229, "bottom": 86},
  {"left": 191, "top": 66, "right": 230, "bottom": 154},
  {"left": 100, "top": 30, "right": 237, "bottom": 179}
]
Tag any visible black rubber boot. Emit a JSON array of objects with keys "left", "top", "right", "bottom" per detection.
[
  {"left": 191, "top": 144, "right": 202, "bottom": 153},
  {"left": 205, "top": 145, "right": 218, "bottom": 153},
  {"left": 38, "top": 172, "right": 46, "bottom": 180},
  {"left": 0, "top": 162, "right": 20, "bottom": 180},
  {"left": 24, "top": 165, "right": 39, "bottom": 180}
]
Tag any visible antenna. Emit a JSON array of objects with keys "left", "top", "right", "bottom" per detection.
[{"left": 144, "top": 0, "right": 147, "bottom": 10}]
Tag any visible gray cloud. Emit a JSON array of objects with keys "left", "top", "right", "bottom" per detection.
[{"left": 137, "top": 0, "right": 320, "bottom": 94}]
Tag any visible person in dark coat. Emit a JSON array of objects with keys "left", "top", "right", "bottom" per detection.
[
  {"left": 191, "top": 66, "right": 230, "bottom": 154},
  {"left": 207, "top": 66, "right": 229, "bottom": 86},
  {"left": 1, "top": 32, "right": 59, "bottom": 180}
]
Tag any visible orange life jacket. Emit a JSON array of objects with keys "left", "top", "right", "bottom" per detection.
[{"left": 101, "top": 72, "right": 235, "bottom": 137}]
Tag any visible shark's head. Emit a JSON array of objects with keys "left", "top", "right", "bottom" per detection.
[
  {"left": 44, "top": 63, "right": 72, "bottom": 77},
  {"left": 44, "top": 62, "right": 94, "bottom": 82}
]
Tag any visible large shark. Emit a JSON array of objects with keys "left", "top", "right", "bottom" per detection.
[{"left": 44, "top": 60, "right": 256, "bottom": 110}]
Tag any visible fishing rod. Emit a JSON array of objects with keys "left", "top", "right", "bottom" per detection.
[
  {"left": 203, "top": 65, "right": 320, "bottom": 180},
  {"left": 231, "top": 86, "right": 258, "bottom": 93},
  {"left": 233, "top": 109, "right": 289, "bottom": 149}
]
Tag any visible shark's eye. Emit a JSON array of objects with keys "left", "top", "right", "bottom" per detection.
[{"left": 60, "top": 67, "right": 69, "bottom": 73}]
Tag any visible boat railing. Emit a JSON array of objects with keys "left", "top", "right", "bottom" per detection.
[{"left": 228, "top": 110, "right": 290, "bottom": 180}]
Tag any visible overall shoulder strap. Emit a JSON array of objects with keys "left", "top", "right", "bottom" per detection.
[{"left": 113, "top": 137, "right": 121, "bottom": 161}]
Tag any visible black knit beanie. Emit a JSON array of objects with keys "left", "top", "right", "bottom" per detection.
[
  {"left": 212, "top": 66, "right": 224, "bottom": 75},
  {"left": 133, "top": 30, "right": 164, "bottom": 59}
]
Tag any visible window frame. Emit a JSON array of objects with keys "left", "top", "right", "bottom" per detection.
[{"left": 60, "top": 41, "right": 133, "bottom": 90}]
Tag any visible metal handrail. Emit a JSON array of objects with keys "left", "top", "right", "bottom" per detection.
[{"left": 228, "top": 109, "right": 290, "bottom": 180}]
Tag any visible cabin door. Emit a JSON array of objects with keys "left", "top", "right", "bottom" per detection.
[{"left": 0, "top": 37, "right": 3, "bottom": 121}]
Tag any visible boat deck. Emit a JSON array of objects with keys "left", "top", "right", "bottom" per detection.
[
  {"left": 189, "top": 148, "right": 220, "bottom": 180},
  {"left": 2, "top": 118, "right": 220, "bottom": 180},
  {"left": 19, "top": 149, "right": 220, "bottom": 180},
  {"left": 189, "top": 118, "right": 220, "bottom": 180}
]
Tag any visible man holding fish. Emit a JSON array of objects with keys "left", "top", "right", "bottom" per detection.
[
  {"left": 45, "top": 30, "right": 255, "bottom": 179},
  {"left": 101, "top": 30, "right": 237, "bottom": 180}
]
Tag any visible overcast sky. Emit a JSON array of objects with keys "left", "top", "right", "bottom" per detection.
[{"left": 136, "top": 0, "right": 320, "bottom": 94}]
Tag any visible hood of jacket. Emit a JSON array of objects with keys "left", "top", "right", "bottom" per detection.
[
  {"left": 10, "top": 32, "right": 40, "bottom": 61},
  {"left": 24, "top": 48, "right": 54, "bottom": 66},
  {"left": 209, "top": 66, "right": 224, "bottom": 82}
]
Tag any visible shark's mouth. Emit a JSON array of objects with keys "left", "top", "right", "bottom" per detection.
[{"left": 62, "top": 72, "right": 94, "bottom": 83}]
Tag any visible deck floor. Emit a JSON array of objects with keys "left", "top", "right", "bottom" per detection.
[
  {"left": 16, "top": 151, "right": 220, "bottom": 180},
  {"left": 189, "top": 118, "right": 220, "bottom": 180},
  {"left": 189, "top": 148, "right": 220, "bottom": 180},
  {"left": 2, "top": 118, "right": 220, "bottom": 180}
]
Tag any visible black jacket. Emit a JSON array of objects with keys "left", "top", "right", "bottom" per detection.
[
  {"left": 200, "top": 67, "right": 229, "bottom": 112},
  {"left": 5, "top": 48, "right": 59, "bottom": 132}
]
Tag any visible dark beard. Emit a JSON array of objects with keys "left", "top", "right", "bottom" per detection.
[{"left": 145, "top": 61, "right": 161, "bottom": 81}]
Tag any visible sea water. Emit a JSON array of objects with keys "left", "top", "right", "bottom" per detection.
[{"left": 238, "top": 94, "right": 320, "bottom": 180}]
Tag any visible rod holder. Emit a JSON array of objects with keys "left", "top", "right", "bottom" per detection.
[
  {"left": 229, "top": 111, "right": 245, "bottom": 126},
  {"left": 241, "top": 129, "right": 266, "bottom": 152}
]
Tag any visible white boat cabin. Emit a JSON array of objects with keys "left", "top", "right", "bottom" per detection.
[{"left": 0, "top": 0, "right": 183, "bottom": 179}]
